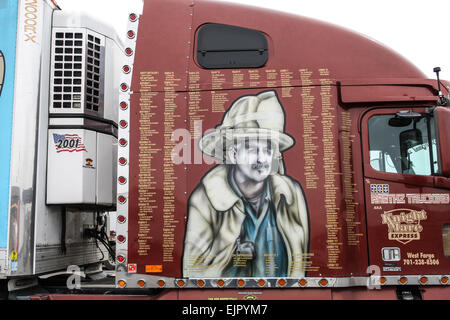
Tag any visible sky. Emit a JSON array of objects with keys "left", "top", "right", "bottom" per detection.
[{"left": 56, "top": 0, "right": 450, "bottom": 80}]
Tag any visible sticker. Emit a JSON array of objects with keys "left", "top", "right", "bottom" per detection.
[
  {"left": 10, "top": 250, "right": 17, "bottom": 262},
  {"left": 83, "top": 158, "right": 95, "bottom": 169},
  {"left": 382, "top": 247, "right": 401, "bottom": 262},
  {"left": 145, "top": 265, "right": 163, "bottom": 273},
  {"left": 370, "top": 184, "right": 449, "bottom": 205},
  {"left": 53, "top": 133, "right": 87, "bottom": 153},
  {"left": 382, "top": 264, "right": 401, "bottom": 272},
  {"left": 381, "top": 209, "right": 427, "bottom": 244},
  {"left": 127, "top": 263, "right": 137, "bottom": 273},
  {"left": 403, "top": 252, "right": 440, "bottom": 266}
]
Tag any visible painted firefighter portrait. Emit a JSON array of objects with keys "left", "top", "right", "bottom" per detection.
[{"left": 182, "top": 90, "right": 310, "bottom": 278}]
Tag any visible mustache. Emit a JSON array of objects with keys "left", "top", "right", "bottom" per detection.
[{"left": 251, "top": 162, "right": 270, "bottom": 170}]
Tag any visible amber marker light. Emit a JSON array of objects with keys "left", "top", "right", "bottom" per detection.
[
  {"left": 399, "top": 277, "right": 408, "bottom": 285},
  {"left": 441, "top": 276, "right": 449, "bottom": 285},
  {"left": 157, "top": 280, "right": 165, "bottom": 287},
  {"left": 319, "top": 279, "right": 328, "bottom": 287},
  {"left": 118, "top": 280, "right": 126, "bottom": 288},
  {"left": 217, "top": 279, "right": 225, "bottom": 287},
  {"left": 278, "top": 279, "right": 286, "bottom": 287},
  {"left": 177, "top": 279, "right": 185, "bottom": 287},
  {"left": 419, "top": 276, "right": 428, "bottom": 285},
  {"left": 237, "top": 279, "right": 245, "bottom": 287},
  {"left": 137, "top": 280, "right": 145, "bottom": 288},
  {"left": 299, "top": 279, "right": 307, "bottom": 287},
  {"left": 197, "top": 280, "right": 205, "bottom": 287},
  {"left": 380, "top": 277, "right": 387, "bottom": 285},
  {"left": 257, "top": 279, "right": 266, "bottom": 287}
]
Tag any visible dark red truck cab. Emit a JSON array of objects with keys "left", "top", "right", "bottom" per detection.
[{"left": 114, "top": 0, "right": 450, "bottom": 300}]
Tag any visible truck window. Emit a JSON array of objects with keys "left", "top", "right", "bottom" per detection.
[
  {"left": 196, "top": 23, "right": 268, "bottom": 69},
  {"left": 368, "top": 113, "right": 438, "bottom": 175}
]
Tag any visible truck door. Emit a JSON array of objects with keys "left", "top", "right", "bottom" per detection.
[{"left": 361, "top": 107, "right": 450, "bottom": 281}]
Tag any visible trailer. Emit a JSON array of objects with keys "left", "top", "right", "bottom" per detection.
[
  {"left": 2, "top": 0, "right": 450, "bottom": 301},
  {"left": 0, "top": 0, "right": 122, "bottom": 296}
]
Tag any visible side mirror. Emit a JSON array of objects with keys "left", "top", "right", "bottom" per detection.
[{"left": 434, "top": 107, "right": 450, "bottom": 177}]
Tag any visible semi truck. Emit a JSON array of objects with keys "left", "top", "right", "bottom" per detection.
[{"left": 1, "top": 0, "right": 450, "bottom": 300}]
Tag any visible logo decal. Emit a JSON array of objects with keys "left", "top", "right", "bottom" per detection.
[
  {"left": 53, "top": 133, "right": 87, "bottom": 153},
  {"left": 128, "top": 263, "right": 137, "bottom": 273},
  {"left": 381, "top": 209, "right": 427, "bottom": 244}
]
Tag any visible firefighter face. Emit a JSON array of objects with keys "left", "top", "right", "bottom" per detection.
[{"left": 230, "top": 138, "right": 275, "bottom": 183}]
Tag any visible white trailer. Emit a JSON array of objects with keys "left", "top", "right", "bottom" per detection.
[{"left": 0, "top": 0, "right": 122, "bottom": 292}]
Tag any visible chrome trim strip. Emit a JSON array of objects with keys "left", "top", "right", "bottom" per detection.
[{"left": 115, "top": 12, "right": 139, "bottom": 278}]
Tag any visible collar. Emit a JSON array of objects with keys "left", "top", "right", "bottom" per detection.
[{"left": 201, "top": 165, "right": 294, "bottom": 212}]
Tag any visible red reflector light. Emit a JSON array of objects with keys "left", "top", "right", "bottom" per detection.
[
  {"left": 117, "top": 235, "right": 125, "bottom": 243},
  {"left": 117, "top": 255, "right": 125, "bottom": 263},
  {"left": 119, "top": 120, "right": 128, "bottom": 128},
  {"left": 119, "top": 138, "right": 128, "bottom": 147},
  {"left": 117, "top": 215, "right": 126, "bottom": 223},
  {"left": 118, "top": 176, "right": 127, "bottom": 184},
  {"left": 118, "top": 157, "right": 127, "bottom": 166},
  {"left": 129, "top": 13, "right": 137, "bottom": 22},
  {"left": 118, "top": 195, "right": 126, "bottom": 204},
  {"left": 127, "top": 30, "right": 135, "bottom": 39},
  {"left": 123, "top": 65, "right": 131, "bottom": 74},
  {"left": 120, "top": 101, "right": 128, "bottom": 110},
  {"left": 120, "top": 83, "right": 128, "bottom": 91},
  {"left": 125, "top": 48, "right": 133, "bottom": 56}
]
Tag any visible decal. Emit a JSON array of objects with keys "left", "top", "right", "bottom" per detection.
[
  {"left": 127, "top": 263, "right": 137, "bottom": 273},
  {"left": 52, "top": 133, "right": 87, "bottom": 153},
  {"left": 381, "top": 209, "right": 427, "bottom": 244},
  {"left": 382, "top": 247, "right": 400, "bottom": 262},
  {"left": 10, "top": 250, "right": 17, "bottom": 262},
  {"left": 10, "top": 250, "right": 18, "bottom": 272},
  {"left": 182, "top": 90, "right": 309, "bottom": 278},
  {"left": 145, "top": 265, "right": 162, "bottom": 273},
  {"left": 370, "top": 184, "right": 449, "bottom": 205},
  {"left": 403, "top": 252, "right": 440, "bottom": 266},
  {"left": 83, "top": 158, "right": 95, "bottom": 169}
]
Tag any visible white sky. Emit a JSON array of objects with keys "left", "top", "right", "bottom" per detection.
[{"left": 56, "top": 0, "right": 450, "bottom": 80}]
